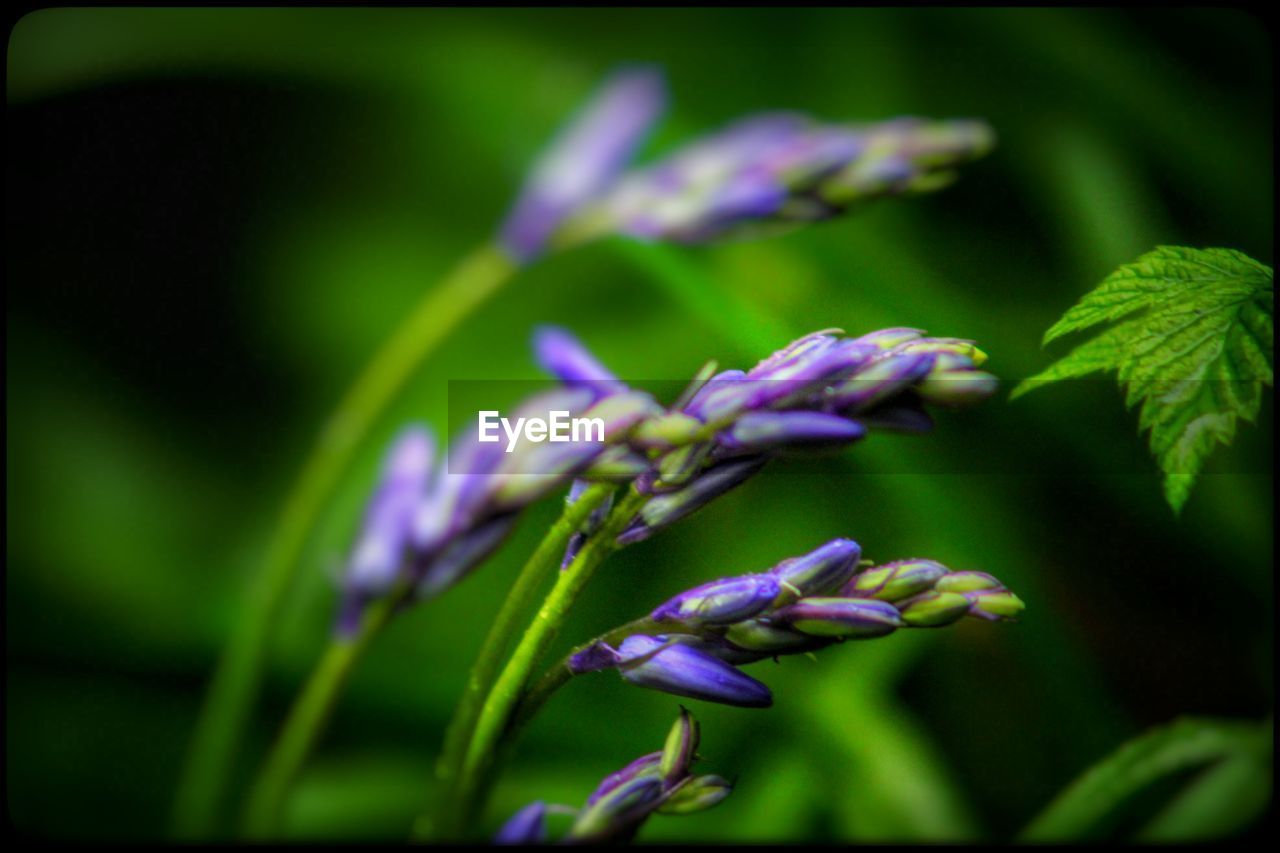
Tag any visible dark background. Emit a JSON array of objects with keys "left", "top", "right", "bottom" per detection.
[{"left": 7, "top": 7, "right": 1273, "bottom": 841}]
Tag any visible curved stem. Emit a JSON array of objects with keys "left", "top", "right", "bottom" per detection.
[
  {"left": 426, "top": 487, "right": 650, "bottom": 839},
  {"left": 421, "top": 483, "right": 618, "bottom": 838},
  {"left": 173, "top": 244, "right": 518, "bottom": 839},
  {"left": 241, "top": 590, "right": 402, "bottom": 839}
]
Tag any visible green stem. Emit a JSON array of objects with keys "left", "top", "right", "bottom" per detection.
[
  {"left": 242, "top": 590, "right": 402, "bottom": 839},
  {"left": 173, "top": 243, "right": 518, "bottom": 839},
  {"left": 425, "top": 487, "right": 650, "bottom": 839},
  {"left": 420, "top": 482, "right": 618, "bottom": 839}
]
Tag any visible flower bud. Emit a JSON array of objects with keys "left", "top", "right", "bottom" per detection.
[
  {"left": 533, "top": 325, "right": 624, "bottom": 397},
  {"left": 915, "top": 370, "right": 998, "bottom": 406},
  {"left": 651, "top": 574, "right": 781, "bottom": 627},
  {"left": 343, "top": 426, "right": 435, "bottom": 599},
  {"left": 586, "top": 752, "right": 662, "bottom": 806},
  {"left": 965, "top": 589, "right": 1026, "bottom": 621},
  {"left": 501, "top": 68, "right": 665, "bottom": 262},
  {"left": 769, "top": 538, "right": 863, "bottom": 597},
  {"left": 827, "top": 352, "right": 935, "bottom": 413},
  {"left": 568, "top": 775, "right": 666, "bottom": 842},
  {"left": 845, "top": 558, "right": 949, "bottom": 602},
  {"left": 723, "top": 618, "right": 836, "bottom": 656},
  {"left": 659, "top": 707, "right": 700, "bottom": 783},
  {"left": 652, "top": 441, "right": 714, "bottom": 491},
  {"left": 414, "top": 513, "right": 518, "bottom": 599},
  {"left": 618, "top": 456, "right": 767, "bottom": 545},
  {"left": 617, "top": 635, "right": 773, "bottom": 708},
  {"left": 632, "top": 411, "right": 706, "bottom": 449},
  {"left": 721, "top": 411, "right": 866, "bottom": 454},
  {"left": 494, "top": 801, "right": 548, "bottom": 845},
  {"left": 658, "top": 775, "right": 733, "bottom": 815},
  {"left": 568, "top": 640, "right": 624, "bottom": 674},
  {"left": 896, "top": 590, "right": 972, "bottom": 627},
  {"left": 853, "top": 327, "right": 924, "bottom": 350},
  {"left": 773, "top": 597, "right": 903, "bottom": 638},
  {"left": 934, "top": 570, "right": 1003, "bottom": 594}
]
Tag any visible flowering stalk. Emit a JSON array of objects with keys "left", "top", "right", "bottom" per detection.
[
  {"left": 240, "top": 485, "right": 621, "bottom": 841},
  {"left": 427, "top": 482, "right": 616, "bottom": 833},
  {"left": 524, "top": 543, "right": 1023, "bottom": 714},
  {"left": 428, "top": 486, "right": 651, "bottom": 838}
]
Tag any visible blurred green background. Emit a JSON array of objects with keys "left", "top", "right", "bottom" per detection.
[{"left": 6, "top": 7, "right": 1272, "bottom": 842}]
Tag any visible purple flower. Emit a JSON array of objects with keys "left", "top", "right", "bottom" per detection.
[
  {"left": 533, "top": 325, "right": 625, "bottom": 398},
  {"left": 616, "top": 635, "right": 773, "bottom": 708},
  {"left": 769, "top": 538, "right": 863, "bottom": 597},
  {"left": 494, "top": 801, "right": 547, "bottom": 845},
  {"left": 650, "top": 574, "right": 781, "bottom": 627},
  {"left": 720, "top": 411, "right": 866, "bottom": 455},
  {"left": 586, "top": 752, "right": 663, "bottom": 806},
  {"left": 343, "top": 426, "right": 435, "bottom": 598},
  {"left": 500, "top": 68, "right": 666, "bottom": 262},
  {"left": 600, "top": 112, "right": 993, "bottom": 243}
]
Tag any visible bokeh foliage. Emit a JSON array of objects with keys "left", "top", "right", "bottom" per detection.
[{"left": 7, "top": 7, "right": 1272, "bottom": 841}]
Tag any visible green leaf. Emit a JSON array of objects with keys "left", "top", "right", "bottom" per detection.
[
  {"left": 1012, "top": 246, "right": 1273, "bottom": 512},
  {"left": 1020, "top": 716, "right": 1272, "bottom": 842}
]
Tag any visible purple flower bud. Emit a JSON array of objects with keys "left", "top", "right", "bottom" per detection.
[
  {"left": 618, "top": 456, "right": 767, "bottom": 545},
  {"left": 533, "top": 326, "right": 624, "bottom": 397},
  {"left": 773, "top": 597, "right": 903, "bottom": 639},
  {"left": 494, "top": 801, "right": 548, "bottom": 845},
  {"left": 844, "top": 558, "right": 950, "bottom": 602},
  {"left": 720, "top": 411, "right": 866, "bottom": 454},
  {"left": 568, "top": 639, "right": 624, "bottom": 674},
  {"left": 617, "top": 635, "right": 773, "bottom": 708},
  {"left": 500, "top": 68, "right": 666, "bottom": 262},
  {"left": 569, "top": 775, "right": 666, "bottom": 842},
  {"left": 769, "top": 538, "right": 863, "bottom": 597},
  {"left": 827, "top": 352, "right": 936, "bottom": 413},
  {"left": 659, "top": 707, "right": 700, "bottom": 783},
  {"left": 343, "top": 427, "right": 435, "bottom": 598},
  {"left": 601, "top": 112, "right": 993, "bottom": 243},
  {"left": 414, "top": 512, "right": 518, "bottom": 599},
  {"left": 651, "top": 574, "right": 781, "bottom": 627},
  {"left": 586, "top": 752, "right": 662, "bottom": 806}
]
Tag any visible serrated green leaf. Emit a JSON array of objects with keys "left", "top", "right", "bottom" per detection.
[
  {"left": 1013, "top": 247, "right": 1273, "bottom": 512},
  {"left": 1020, "top": 716, "right": 1272, "bottom": 842}
]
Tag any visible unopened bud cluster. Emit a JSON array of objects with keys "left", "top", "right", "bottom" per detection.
[
  {"left": 495, "top": 708, "right": 729, "bottom": 844},
  {"left": 568, "top": 539, "right": 1023, "bottom": 707}
]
